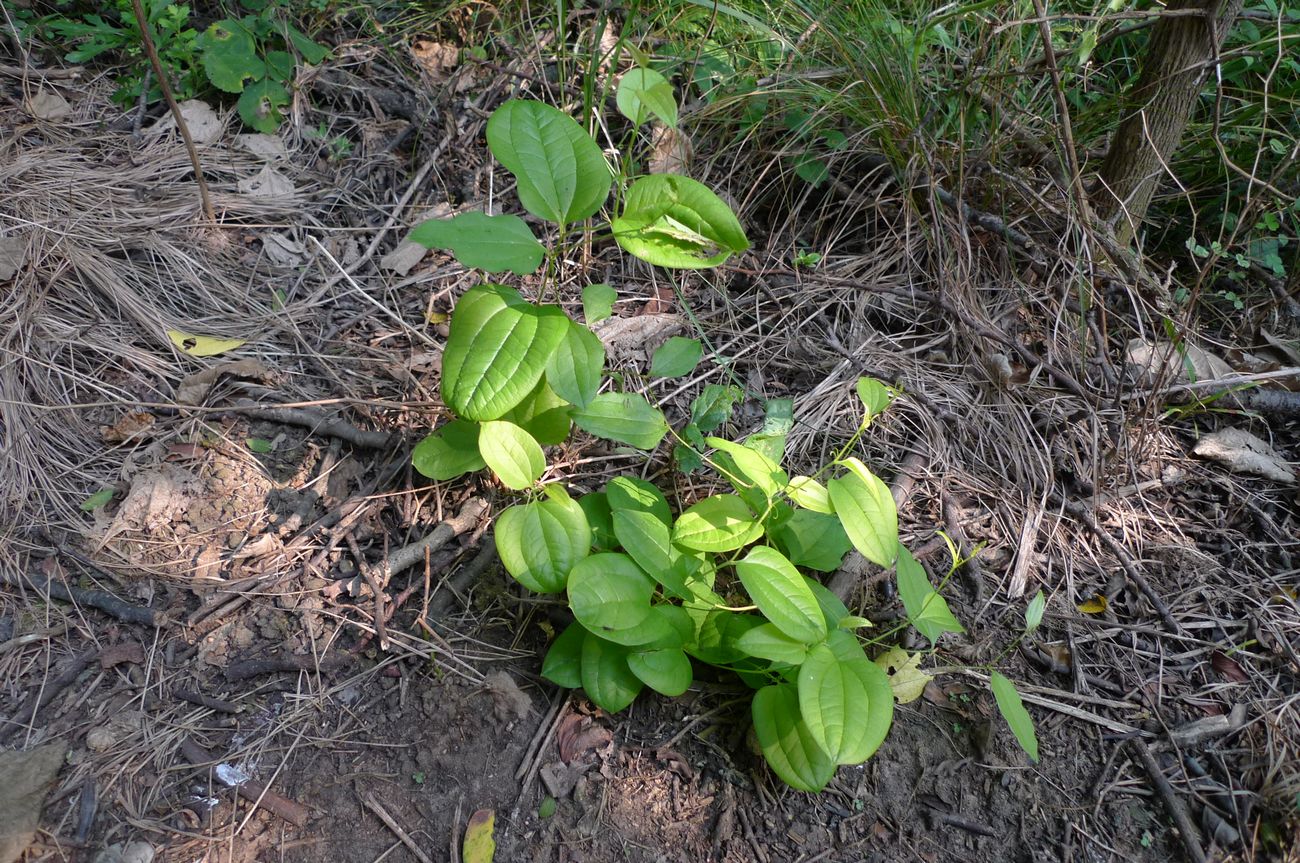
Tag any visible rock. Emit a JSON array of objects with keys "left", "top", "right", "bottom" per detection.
[{"left": 0, "top": 741, "right": 68, "bottom": 863}]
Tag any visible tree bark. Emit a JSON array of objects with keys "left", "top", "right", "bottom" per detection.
[{"left": 1093, "top": 0, "right": 1244, "bottom": 244}]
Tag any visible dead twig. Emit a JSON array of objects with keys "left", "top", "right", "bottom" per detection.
[
  {"left": 224, "top": 654, "right": 350, "bottom": 681},
  {"left": 2, "top": 568, "right": 166, "bottom": 627},
  {"left": 173, "top": 687, "right": 243, "bottom": 714},
  {"left": 1128, "top": 739, "right": 1207, "bottom": 863},
  {"left": 232, "top": 399, "right": 396, "bottom": 449},
  {"left": 180, "top": 737, "right": 309, "bottom": 827},
  {"left": 362, "top": 793, "right": 436, "bottom": 863}
]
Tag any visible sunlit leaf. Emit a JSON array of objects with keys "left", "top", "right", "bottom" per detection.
[
  {"left": 990, "top": 671, "right": 1039, "bottom": 762},
  {"left": 408, "top": 212, "right": 545, "bottom": 275}
]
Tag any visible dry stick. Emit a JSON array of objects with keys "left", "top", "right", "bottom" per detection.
[
  {"left": 1, "top": 569, "right": 165, "bottom": 627},
  {"left": 179, "top": 737, "right": 309, "bottom": 828},
  {"left": 224, "top": 654, "right": 350, "bottom": 681},
  {"left": 362, "top": 794, "right": 436, "bottom": 863},
  {"left": 0, "top": 647, "right": 97, "bottom": 744},
  {"left": 1128, "top": 739, "right": 1207, "bottom": 863},
  {"left": 128, "top": 0, "right": 213, "bottom": 223},
  {"left": 232, "top": 399, "right": 396, "bottom": 449},
  {"left": 173, "top": 687, "right": 243, "bottom": 714},
  {"left": 347, "top": 532, "right": 388, "bottom": 652}
]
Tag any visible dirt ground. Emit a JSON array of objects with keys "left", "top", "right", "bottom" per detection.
[{"left": 3, "top": 21, "right": 1300, "bottom": 863}]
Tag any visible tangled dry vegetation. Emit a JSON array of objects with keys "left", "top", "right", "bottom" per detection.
[{"left": 1, "top": 32, "right": 1298, "bottom": 863}]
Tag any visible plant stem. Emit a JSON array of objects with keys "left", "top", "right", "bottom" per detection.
[{"left": 129, "top": 0, "right": 215, "bottom": 223}]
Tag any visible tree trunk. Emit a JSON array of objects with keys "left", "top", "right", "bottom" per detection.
[{"left": 1093, "top": 0, "right": 1244, "bottom": 244}]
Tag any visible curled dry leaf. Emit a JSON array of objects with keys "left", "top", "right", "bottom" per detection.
[
  {"left": 555, "top": 711, "right": 612, "bottom": 764},
  {"left": 411, "top": 40, "right": 460, "bottom": 82},
  {"left": 1210, "top": 651, "right": 1249, "bottom": 683},
  {"left": 592, "top": 313, "right": 685, "bottom": 364},
  {"left": 26, "top": 89, "right": 72, "bottom": 121},
  {"left": 647, "top": 123, "right": 692, "bottom": 175},
  {"left": 1193, "top": 427, "right": 1296, "bottom": 483},
  {"left": 237, "top": 165, "right": 296, "bottom": 199},
  {"left": 174, "top": 358, "right": 272, "bottom": 404},
  {"left": 102, "top": 412, "right": 156, "bottom": 443}
]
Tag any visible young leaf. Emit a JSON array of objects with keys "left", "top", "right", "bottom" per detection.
[
  {"left": 407, "top": 212, "right": 545, "bottom": 275},
  {"left": 541, "top": 621, "right": 587, "bottom": 688},
  {"left": 612, "top": 174, "right": 749, "bottom": 269},
  {"left": 650, "top": 336, "right": 703, "bottom": 377},
  {"left": 1025, "top": 589, "right": 1046, "bottom": 635},
  {"left": 246, "top": 437, "right": 273, "bottom": 453},
  {"left": 734, "top": 546, "right": 827, "bottom": 644},
  {"left": 735, "top": 622, "right": 810, "bottom": 665},
  {"left": 751, "top": 684, "right": 837, "bottom": 792},
  {"left": 486, "top": 99, "right": 612, "bottom": 225},
  {"left": 80, "top": 488, "right": 114, "bottom": 511},
  {"left": 990, "top": 672, "right": 1040, "bottom": 762},
  {"left": 477, "top": 420, "right": 545, "bottom": 490},
  {"left": 855, "top": 377, "right": 894, "bottom": 423},
  {"left": 706, "top": 437, "right": 786, "bottom": 498},
  {"left": 827, "top": 458, "right": 898, "bottom": 567},
  {"left": 567, "top": 553, "right": 656, "bottom": 636},
  {"left": 582, "top": 283, "right": 617, "bottom": 323},
  {"left": 412, "top": 420, "right": 487, "bottom": 481},
  {"left": 615, "top": 67, "right": 679, "bottom": 127},
  {"left": 689, "top": 384, "right": 742, "bottom": 432},
  {"left": 545, "top": 322, "right": 605, "bottom": 408},
  {"left": 441, "top": 284, "right": 569, "bottom": 421},
  {"left": 494, "top": 493, "right": 591, "bottom": 593},
  {"left": 571, "top": 392, "right": 669, "bottom": 449},
  {"left": 606, "top": 476, "right": 672, "bottom": 526},
  {"left": 672, "top": 495, "right": 763, "bottom": 552},
  {"left": 895, "top": 545, "right": 965, "bottom": 644},
  {"left": 786, "top": 476, "right": 833, "bottom": 514},
  {"left": 873, "top": 647, "right": 931, "bottom": 704},
  {"left": 580, "top": 633, "right": 643, "bottom": 712},
  {"left": 627, "top": 647, "right": 692, "bottom": 696},
  {"left": 797, "top": 643, "right": 892, "bottom": 764}
]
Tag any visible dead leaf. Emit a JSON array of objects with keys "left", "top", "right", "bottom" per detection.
[
  {"left": 260, "top": 233, "right": 307, "bottom": 268},
  {"left": 0, "top": 233, "right": 27, "bottom": 281},
  {"left": 167, "top": 330, "right": 246, "bottom": 358},
  {"left": 237, "top": 165, "right": 295, "bottom": 199},
  {"left": 234, "top": 133, "right": 289, "bottom": 160},
  {"left": 101, "top": 412, "right": 156, "bottom": 443},
  {"left": 647, "top": 123, "right": 693, "bottom": 175},
  {"left": 379, "top": 240, "right": 428, "bottom": 276},
  {"left": 100, "top": 643, "right": 146, "bottom": 668},
  {"left": 1210, "top": 651, "right": 1249, "bottom": 683},
  {"left": 874, "top": 647, "right": 932, "bottom": 704},
  {"left": 655, "top": 746, "right": 694, "bottom": 781},
  {"left": 412, "top": 40, "right": 460, "bottom": 81},
  {"left": 147, "top": 99, "right": 222, "bottom": 144},
  {"left": 0, "top": 740, "right": 68, "bottom": 863},
  {"left": 25, "top": 89, "right": 71, "bottom": 121},
  {"left": 592, "top": 313, "right": 685, "bottom": 364},
  {"left": 462, "top": 809, "right": 495, "bottom": 863},
  {"left": 1077, "top": 594, "right": 1108, "bottom": 614},
  {"left": 1193, "top": 427, "right": 1296, "bottom": 483},
  {"left": 556, "top": 712, "right": 612, "bottom": 764},
  {"left": 174, "top": 358, "right": 271, "bottom": 404}
]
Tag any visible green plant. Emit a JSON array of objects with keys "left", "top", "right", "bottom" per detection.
[{"left": 406, "top": 75, "right": 1038, "bottom": 790}]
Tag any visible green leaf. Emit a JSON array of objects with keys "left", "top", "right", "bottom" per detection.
[
  {"left": 567, "top": 553, "right": 656, "bottom": 636},
  {"left": 690, "top": 384, "right": 742, "bottom": 433},
  {"left": 650, "top": 336, "right": 702, "bottom": 378},
  {"left": 627, "top": 647, "right": 692, "bottom": 696},
  {"left": 706, "top": 437, "right": 786, "bottom": 499},
  {"left": 794, "top": 154, "right": 828, "bottom": 186},
  {"left": 990, "top": 671, "right": 1039, "bottom": 762},
  {"left": 745, "top": 398, "right": 793, "bottom": 464},
  {"left": 612, "top": 510, "right": 684, "bottom": 595},
  {"left": 537, "top": 796, "right": 557, "bottom": 819},
  {"left": 672, "top": 495, "right": 762, "bottom": 552},
  {"left": 751, "top": 684, "right": 836, "bottom": 792},
  {"left": 236, "top": 78, "right": 289, "bottom": 133},
  {"left": 571, "top": 392, "right": 668, "bottom": 449},
  {"left": 612, "top": 174, "right": 749, "bottom": 269},
  {"left": 283, "top": 22, "right": 328, "bottom": 64},
  {"left": 855, "top": 377, "right": 894, "bottom": 423},
  {"left": 895, "top": 545, "right": 965, "bottom": 644},
  {"left": 735, "top": 546, "right": 827, "bottom": 644},
  {"left": 606, "top": 476, "right": 672, "bottom": 526},
  {"left": 486, "top": 99, "right": 612, "bottom": 225},
  {"left": 477, "top": 420, "right": 545, "bottom": 490},
  {"left": 80, "top": 488, "right": 114, "bottom": 511},
  {"left": 494, "top": 491, "right": 591, "bottom": 593},
  {"left": 580, "top": 633, "right": 643, "bottom": 712},
  {"left": 735, "top": 622, "right": 810, "bottom": 665},
  {"left": 1025, "top": 589, "right": 1046, "bottom": 635},
  {"left": 827, "top": 458, "right": 898, "bottom": 567},
  {"left": 264, "top": 51, "right": 294, "bottom": 83},
  {"left": 541, "top": 622, "right": 587, "bottom": 687},
  {"left": 198, "top": 19, "right": 259, "bottom": 93},
  {"left": 501, "top": 379, "right": 571, "bottom": 445},
  {"left": 407, "top": 213, "right": 545, "bottom": 275},
  {"left": 805, "top": 577, "right": 850, "bottom": 629},
  {"left": 582, "top": 283, "right": 617, "bottom": 323},
  {"left": 441, "top": 284, "right": 569, "bottom": 421},
  {"left": 246, "top": 437, "right": 273, "bottom": 453},
  {"left": 771, "top": 509, "right": 852, "bottom": 572},
  {"left": 797, "top": 643, "right": 893, "bottom": 764},
  {"left": 412, "top": 420, "right": 487, "bottom": 481},
  {"left": 578, "top": 492, "right": 617, "bottom": 550},
  {"left": 545, "top": 321, "right": 605, "bottom": 408},
  {"left": 786, "top": 476, "right": 833, "bottom": 514},
  {"left": 615, "top": 67, "right": 678, "bottom": 127}
]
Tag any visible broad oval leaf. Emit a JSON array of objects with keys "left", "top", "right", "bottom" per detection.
[
  {"left": 751, "top": 684, "right": 836, "bottom": 792},
  {"left": 502, "top": 379, "right": 571, "bottom": 445},
  {"left": 771, "top": 509, "right": 852, "bottom": 573},
  {"left": 797, "top": 643, "right": 894, "bottom": 764},
  {"left": 545, "top": 321, "right": 605, "bottom": 408},
  {"left": 412, "top": 419, "right": 486, "bottom": 481},
  {"left": 735, "top": 622, "right": 809, "bottom": 665},
  {"left": 650, "top": 336, "right": 702, "bottom": 378},
  {"left": 567, "top": 553, "right": 656, "bottom": 636},
  {"left": 855, "top": 376, "right": 895, "bottom": 424},
  {"left": 786, "top": 476, "right": 833, "bottom": 513},
  {"left": 582, "top": 283, "right": 617, "bottom": 323},
  {"left": 734, "top": 546, "right": 827, "bottom": 644},
  {"left": 827, "top": 458, "right": 898, "bottom": 567},
  {"left": 991, "top": 671, "right": 1040, "bottom": 762},
  {"left": 580, "top": 633, "right": 643, "bottom": 712},
  {"left": 606, "top": 476, "right": 672, "bottom": 526},
  {"left": 572, "top": 392, "right": 669, "bottom": 449},
  {"left": 408, "top": 212, "right": 545, "bottom": 275},
  {"left": 578, "top": 492, "right": 617, "bottom": 549},
  {"left": 495, "top": 493, "right": 591, "bottom": 593},
  {"left": 198, "top": 19, "right": 259, "bottom": 93},
  {"left": 627, "top": 647, "right": 692, "bottom": 696},
  {"left": 615, "top": 67, "right": 678, "bottom": 128},
  {"left": 895, "top": 544, "right": 965, "bottom": 644},
  {"left": 541, "top": 621, "right": 586, "bottom": 687},
  {"left": 707, "top": 436, "right": 786, "bottom": 498},
  {"left": 673, "top": 495, "right": 763, "bottom": 552},
  {"left": 486, "top": 99, "right": 612, "bottom": 225},
  {"left": 613, "top": 510, "right": 681, "bottom": 593},
  {"left": 477, "top": 420, "right": 545, "bottom": 490},
  {"left": 612, "top": 174, "right": 749, "bottom": 269},
  {"left": 441, "top": 284, "right": 569, "bottom": 421}
]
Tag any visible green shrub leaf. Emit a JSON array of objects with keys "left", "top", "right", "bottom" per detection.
[
  {"left": 582, "top": 283, "right": 617, "bottom": 323},
  {"left": 1025, "top": 589, "right": 1046, "bottom": 634},
  {"left": 735, "top": 622, "right": 810, "bottom": 665},
  {"left": 541, "top": 622, "right": 587, "bottom": 687},
  {"left": 771, "top": 509, "right": 852, "bottom": 572},
  {"left": 412, "top": 419, "right": 486, "bottom": 481},
  {"left": 827, "top": 458, "right": 898, "bottom": 567},
  {"left": 786, "top": 476, "right": 833, "bottom": 513},
  {"left": 567, "top": 553, "right": 656, "bottom": 637},
  {"left": 797, "top": 643, "right": 893, "bottom": 764},
  {"left": 606, "top": 476, "right": 672, "bottom": 526},
  {"left": 407, "top": 213, "right": 545, "bottom": 275},
  {"left": 283, "top": 22, "right": 328, "bottom": 64},
  {"left": 198, "top": 19, "right": 259, "bottom": 93},
  {"left": 735, "top": 546, "right": 827, "bottom": 643},
  {"left": 612, "top": 510, "right": 687, "bottom": 596},
  {"left": 612, "top": 175, "right": 749, "bottom": 269},
  {"left": 477, "top": 420, "right": 545, "bottom": 490},
  {"left": 650, "top": 336, "right": 702, "bottom": 377},
  {"left": 616, "top": 67, "right": 679, "bottom": 128},
  {"left": 237, "top": 78, "right": 288, "bottom": 133},
  {"left": 501, "top": 380, "right": 571, "bottom": 445},
  {"left": 545, "top": 322, "right": 605, "bottom": 408},
  {"left": 495, "top": 492, "right": 591, "bottom": 593},
  {"left": 690, "top": 384, "right": 742, "bottom": 432},
  {"left": 672, "top": 494, "right": 763, "bottom": 552},
  {"left": 706, "top": 437, "right": 786, "bottom": 498},
  {"left": 990, "top": 671, "right": 1039, "bottom": 762},
  {"left": 486, "top": 99, "right": 612, "bottom": 225},
  {"left": 895, "top": 544, "right": 965, "bottom": 644},
  {"left": 441, "top": 283, "right": 569, "bottom": 421},
  {"left": 745, "top": 397, "right": 793, "bottom": 464},
  {"left": 571, "top": 392, "right": 669, "bottom": 449},
  {"left": 627, "top": 647, "right": 692, "bottom": 696},
  {"left": 580, "top": 633, "right": 643, "bottom": 712},
  {"left": 855, "top": 377, "right": 894, "bottom": 424},
  {"left": 578, "top": 492, "right": 617, "bottom": 550},
  {"left": 751, "top": 684, "right": 836, "bottom": 792},
  {"left": 80, "top": 488, "right": 114, "bottom": 511}
]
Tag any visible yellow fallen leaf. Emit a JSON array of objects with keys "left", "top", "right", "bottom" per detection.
[
  {"left": 874, "top": 647, "right": 931, "bottom": 704},
  {"left": 1077, "top": 594, "right": 1109, "bottom": 614},
  {"left": 462, "top": 809, "right": 495, "bottom": 863},
  {"left": 167, "top": 329, "right": 246, "bottom": 357}
]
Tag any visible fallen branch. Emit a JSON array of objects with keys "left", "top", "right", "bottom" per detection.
[
  {"left": 1129, "top": 739, "right": 1207, "bottom": 863},
  {"left": 2, "top": 569, "right": 166, "bottom": 627},
  {"left": 0, "top": 647, "right": 97, "bottom": 743},
  {"left": 224, "top": 653, "right": 350, "bottom": 681},
  {"left": 180, "top": 737, "right": 309, "bottom": 827},
  {"left": 232, "top": 399, "right": 396, "bottom": 449}
]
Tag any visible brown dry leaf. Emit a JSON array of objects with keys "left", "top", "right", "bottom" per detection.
[
  {"left": 647, "top": 123, "right": 693, "bottom": 175},
  {"left": 1210, "top": 651, "right": 1249, "bottom": 683},
  {"left": 1077, "top": 594, "right": 1108, "bottom": 614},
  {"left": 556, "top": 712, "right": 612, "bottom": 764},
  {"left": 411, "top": 40, "right": 460, "bottom": 82},
  {"left": 100, "top": 643, "right": 146, "bottom": 668},
  {"left": 1193, "top": 427, "right": 1296, "bottom": 483},
  {"left": 484, "top": 670, "right": 533, "bottom": 722},
  {"left": 237, "top": 165, "right": 295, "bottom": 199},
  {"left": 0, "top": 740, "right": 67, "bottom": 863},
  {"left": 175, "top": 359, "right": 272, "bottom": 405},
  {"left": 25, "top": 89, "right": 72, "bottom": 121},
  {"left": 101, "top": 412, "right": 156, "bottom": 443},
  {"left": 592, "top": 313, "right": 685, "bottom": 364}
]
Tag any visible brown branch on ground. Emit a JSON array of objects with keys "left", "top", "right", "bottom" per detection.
[
  {"left": 223, "top": 653, "right": 350, "bottom": 681},
  {"left": 0, "top": 647, "right": 98, "bottom": 744},
  {"left": 173, "top": 687, "right": 242, "bottom": 714},
  {"left": 1128, "top": 739, "right": 1207, "bottom": 863},
  {"left": 179, "top": 737, "right": 309, "bottom": 827},
  {"left": 2, "top": 568, "right": 166, "bottom": 627},
  {"left": 232, "top": 399, "right": 396, "bottom": 449}
]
